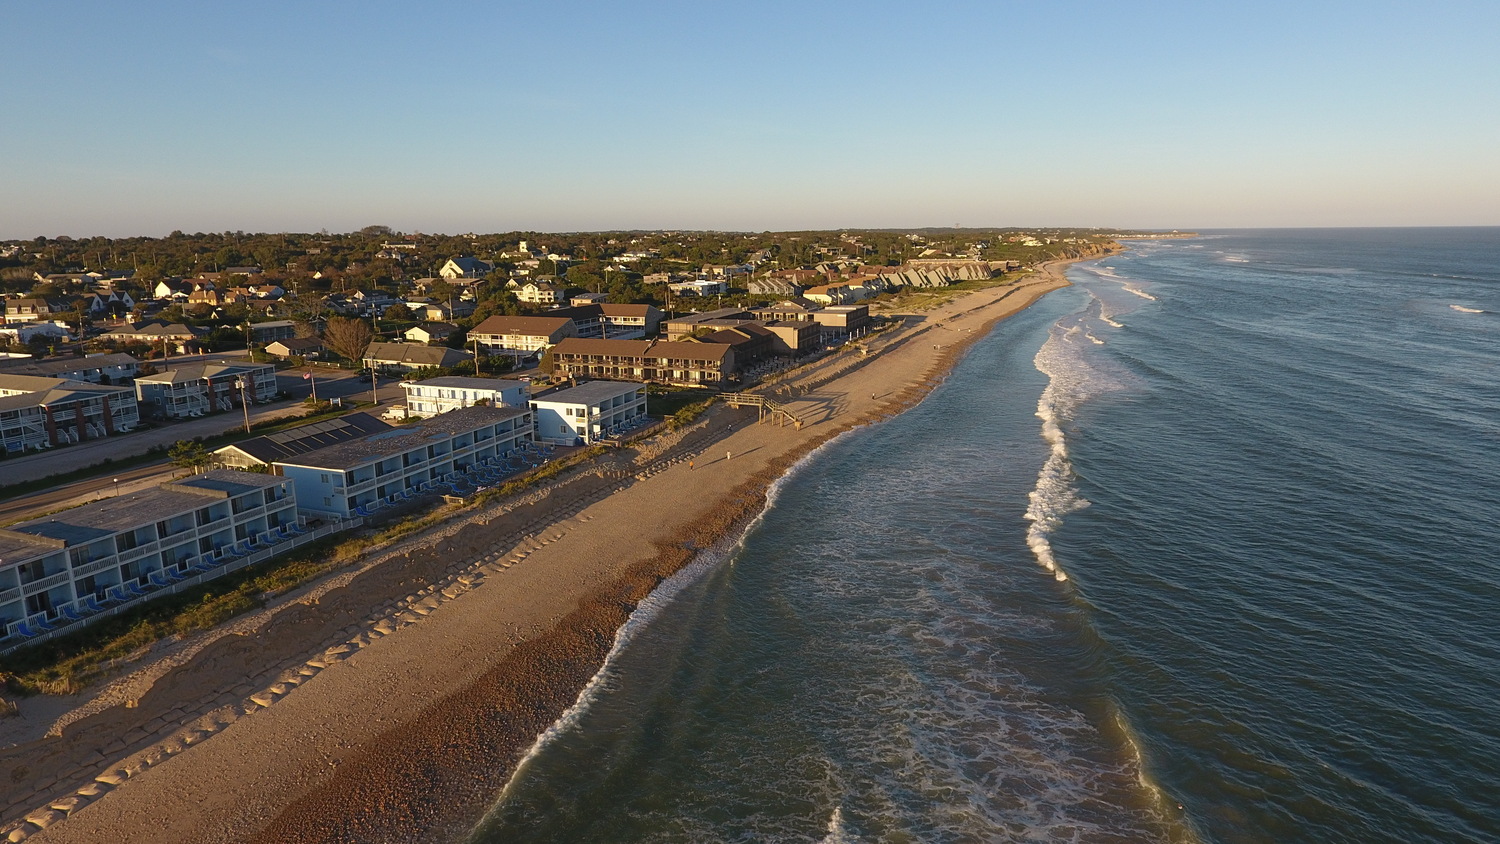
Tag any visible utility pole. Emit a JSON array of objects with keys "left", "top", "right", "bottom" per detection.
[{"left": 234, "top": 377, "right": 251, "bottom": 434}]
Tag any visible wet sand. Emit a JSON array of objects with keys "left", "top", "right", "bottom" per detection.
[{"left": 4, "top": 258, "right": 1092, "bottom": 843}]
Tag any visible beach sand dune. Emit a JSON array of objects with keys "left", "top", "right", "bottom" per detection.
[{"left": 4, "top": 261, "right": 1085, "bottom": 844}]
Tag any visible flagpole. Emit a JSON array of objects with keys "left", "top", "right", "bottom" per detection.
[{"left": 305, "top": 369, "right": 318, "bottom": 402}]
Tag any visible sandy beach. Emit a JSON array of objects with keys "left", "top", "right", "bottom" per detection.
[{"left": 2, "top": 258, "right": 1094, "bottom": 843}]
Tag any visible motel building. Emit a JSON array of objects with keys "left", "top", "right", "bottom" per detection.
[
  {"left": 273, "top": 405, "right": 535, "bottom": 520},
  {"left": 0, "top": 470, "right": 304, "bottom": 646},
  {"left": 529, "top": 380, "right": 648, "bottom": 446},
  {"left": 400, "top": 375, "right": 530, "bottom": 418},
  {"left": 134, "top": 361, "right": 279, "bottom": 419}
]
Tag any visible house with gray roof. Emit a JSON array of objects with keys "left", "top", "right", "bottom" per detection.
[
  {"left": 362, "top": 342, "right": 474, "bottom": 373},
  {"left": 0, "top": 374, "right": 140, "bottom": 450}
]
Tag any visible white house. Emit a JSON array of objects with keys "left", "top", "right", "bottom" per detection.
[
  {"left": 401, "top": 376, "right": 529, "bottom": 418},
  {"left": 529, "top": 380, "right": 648, "bottom": 446},
  {"left": 439, "top": 257, "right": 494, "bottom": 279}
]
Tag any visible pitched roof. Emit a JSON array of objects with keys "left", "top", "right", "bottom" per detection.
[
  {"left": 362, "top": 342, "right": 473, "bottom": 366},
  {"left": 551, "top": 338, "right": 733, "bottom": 363},
  {"left": 469, "top": 315, "right": 574, "bottom": 337}
]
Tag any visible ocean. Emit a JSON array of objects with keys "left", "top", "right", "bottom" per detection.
[{"left": 467, "top": 228, "right": 1500, "bottom": 843}]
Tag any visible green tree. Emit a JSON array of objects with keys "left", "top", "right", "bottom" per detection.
[{"left": 168, "top": 440, "right": 211, "bottom": 475}]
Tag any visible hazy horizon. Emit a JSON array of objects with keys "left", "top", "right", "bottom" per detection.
[{"left": 7, "top": 1, "right": 1498, "bottom": 239}]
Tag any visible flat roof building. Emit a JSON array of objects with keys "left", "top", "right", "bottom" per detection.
[
  {"left": 0, "top": 470, "right": 304, "bottom": 646},
  {"left": 273, "top": 405, "right": 534, "bottom": 519},
  {"left": 530, "top": 381, "right": 648, "bottom": 445},
  {"left": 401, "top": 376, "right": 530, "bottom": 418}
]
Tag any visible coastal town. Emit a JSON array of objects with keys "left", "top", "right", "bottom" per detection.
[{"left": 0, "top": 227, "right": 1122, "bottom": 842}]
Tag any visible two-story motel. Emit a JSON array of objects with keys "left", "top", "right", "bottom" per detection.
[
  {"left": 0, "top": 470, "right": 302, "bottom": 643},
  {"left": 530, "top": 381, "right": 648, "bottom": 446},
  {"left": 273, "top": 405, "right": 534, "bottom": 519}
]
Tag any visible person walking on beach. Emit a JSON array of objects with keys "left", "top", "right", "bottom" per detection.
[
  {"left": 689, "top": 460, "right": 694, "bottom": 471},
  {"left": 726, "top": 450, "right": 732, "bottom": 461}
]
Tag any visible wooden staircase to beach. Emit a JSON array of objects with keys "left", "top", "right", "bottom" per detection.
[{"left": 720, "top": 392, "right": 804, "bottom": 428}]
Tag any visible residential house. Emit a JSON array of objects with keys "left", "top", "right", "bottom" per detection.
[
  {"left": 748, "top": 277, "right": 802, "bottom": 297},
  {"left": 812, "top": 305, "right": 871, "bottom": 340},
  {"left": 516, "top": 281, "right": 562, "bottom": 305},
  {"left": 401, "top": 376, "right": 529, "bottom": 418},
  {"left": 467, "top": 315, "right": 577, "bottom": 357},
  {"left": 569, "top": 292, "right": 607, "bottom": 307},
  {"left": 803, "top": 283, "right": 864, "bottom": 305},
  {"left": 100, "top": 322, "right": 205, "bottom": 352},
  {"left": 361, "top": 342, "right": 473, "bottom": 373},
  {"left": 403, "top": 322, "right": 458, "bottom": 345},
  {"left": 264, "top": 337, "right": 325, "bottom": 360},
  {"left": 439, "top": 256, "right": 494, "bottom": 279},
  {"left": 247, "top": 320, "right": 297, "bottom": 344},
  {"left": 0, "top": 323, "right": 72, "bottom": 345},
  {"left": 600, "top": 303, "right": 663, "bottom": 338},
  {"left": 548, "top": 338, "right": 737, "bottom": 386},
  {"left": 273, "top": 405, "right": 534, "bottom": 519},
  {"left": 134, "top": 361, "right": 278, "bottom": 419},
  {"left": 87, "top": 291, "right": 136, "bottom": 318},
  {"left": 0, "top": 471, "right": 305, "bottom": 645},
  {"left": 667, "top": 279, "right": 727, "bottom": 297},
  {"left": 4, "top": 298, "right": 73, "bottom": 326},
  {"left": 530, "top": 381, "right": 648, "bottom": 446},
  {"left": 0, "top": 374, "right": 140, "bottom": 450}
]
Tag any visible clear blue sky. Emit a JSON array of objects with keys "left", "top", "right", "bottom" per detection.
[{"left": 5, "top": 0, "right": 1498, "bottom": 237}]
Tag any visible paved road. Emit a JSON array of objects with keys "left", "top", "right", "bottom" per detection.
[{"left": 0, "top": 367, "right": 404, "bottom": 489}]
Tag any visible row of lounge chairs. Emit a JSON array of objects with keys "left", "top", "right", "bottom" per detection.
[{"left": 3, "top": 522, "right": 310, "bottom": 643}]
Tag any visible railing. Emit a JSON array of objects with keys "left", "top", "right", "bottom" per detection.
[
  {"left": 116, "top": 539, "right": 162, "bottom": 563},
  {"left": 0, "top": 518, "right": 363, "bottom": 654},
  {"left": 20, "top": 570, "right": 71, "bottom": 595}
]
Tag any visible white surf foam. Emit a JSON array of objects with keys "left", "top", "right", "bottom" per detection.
[
  {"left": 478, "top": 428, "right": 864, "bottom": 827},
  {"left": 1122, "top": 285, "right": 1157, "bottom": 301},
  {"left": 817, "top": 806, "right": 854, "bottom": 844},
  {"left": 1101, "top": 316, "right": 1124, "bottom": 328},
  {"left": 1024, "top": 308, "right": 1134, "bottom": 584},
  {"left": 1450, "top": 304, "right": 1485, "bottom": 314}
]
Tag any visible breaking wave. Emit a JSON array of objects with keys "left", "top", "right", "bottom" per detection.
[{"left": 1450, "top": 304, "right": 1485, "bottom": 314}]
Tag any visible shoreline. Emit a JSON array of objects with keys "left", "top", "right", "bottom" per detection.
[{"left": 6, "top": 254, "right": 1101, "bottom": 843}]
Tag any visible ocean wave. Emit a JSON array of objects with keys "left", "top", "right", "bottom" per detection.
[
  {"left": 1102, "top": 316, "right": 1124, "bottom": 328},
  {"left": 817, "top": 806, "right": 853, "bottom": 844},
  {"left": 1122, "top": 285, "right": 1158, "bottom": 301},
  {"left": 476, "top": 427, "right": 866, "bottom": 829},
  {"left": 1450, "top": 304, "right": 1485, "bottom": 314}
]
